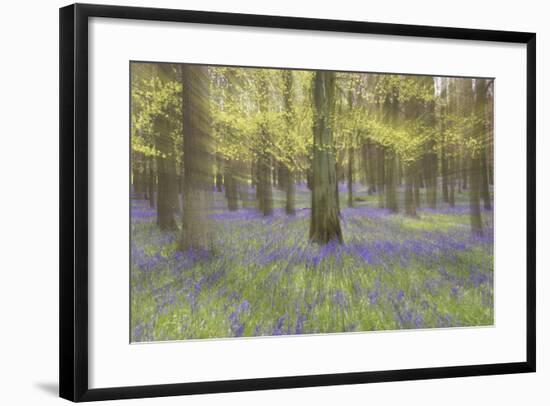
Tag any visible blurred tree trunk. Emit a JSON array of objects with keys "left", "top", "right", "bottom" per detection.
[
  {"left": 469, "top": 154, "right": 483, "bottom": 236},
  {"left": 384, "top": 88, "right": 399, "bottom": 213},
  {"left": 480, "top": 148, "right": 492, "bottom": 210},
  {"left": 404, "top": 163, "right": 416, "bottom": 216},
  {"left": 180, "top": 65, "right": 214, "bottom": 251},
  {"left": 461, "top": 153, "right": 468, "bottom": 191},
  {"left": 257, "top": 153, "right": 273, "bottom": 215},
  {"left": 425, "top": 78, "right": 438, "bottom": 209},
  {"left": 347, "top": 147, "right": 354, "bottom": 207},
  {"left": 414, "top": 168, "right": 421, "bottom": 209},
  {"left": 364, "top": 141, "right": 377, "bottom": 194},
  {"left": 441, "top": 146, "right": 449, "bottom": 203},
  {"left": 385, "top": 149, "right": 398, "bottom": 212},
  {"left": 154, "top": 114, "right": 177, "bottom": 230},
  {"left": 256, "top": 73, "right": 273, "bottom": 216},
  {"left": 449, "top": 156, "right": 456, "bottom": 207},
  {"left": 147, "top": 157, "right": 155, "bottom": 208},
  {"left": 238, "top": 161, "right": 253, "bottom": 208},
  {"left": 215, "top": 153, "right": 224, "bottom": 192},
  {"left": 225, "top": 159, "right": 239, "bottom": 211},
  {"left": 468, "top": 78, "right": 485, "bottom": 236},
  {"left": 285, "top": 166, "right": 296, "bottom": 215},
  {"left": 282, "top": 69, "right": 296, "bottom": 215},
  {"left": 309, "top": 71, "right": 343, "bottom": 244},
  {"left": 376, "top": 145, "right": 386, "bottom": 208},
  {"left": 440, "top": 83, "right": 449, "bottom": 204}
]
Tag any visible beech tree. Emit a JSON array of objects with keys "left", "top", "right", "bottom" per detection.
[{"left": 309, "top": 71, "right": 343, "bottom": 244}]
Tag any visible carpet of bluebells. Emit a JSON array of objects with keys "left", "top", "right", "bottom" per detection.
[{"left": 131, "top": 183, "right": 493, "bottom": 342}]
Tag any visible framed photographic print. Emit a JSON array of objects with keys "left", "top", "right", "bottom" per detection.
[{"left": 59, "top": 3, "right": 536, "bottom": 402}]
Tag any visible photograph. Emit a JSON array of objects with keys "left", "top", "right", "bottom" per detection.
[{"left": 130, "top": 62, "right": 494, "bottom": 342}]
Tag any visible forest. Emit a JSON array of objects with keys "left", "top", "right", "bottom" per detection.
[{"left": 130, "top": 62, "right": 494, "bottom": 341}]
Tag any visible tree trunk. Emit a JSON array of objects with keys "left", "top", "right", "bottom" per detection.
[
  {"left": 215, "top": 155, "right": 224, "bottom": 193},
  {"left": 364, "top": 141, "right": 377, "bottom": 194},
  {"left": 154, "top": 115, "right": 177, "bottom": 230},
  {"left": 385, "top": 149, "right": 398, "bottom": 212},
  {"left": 469, "top": 154, "right": 483, "bottom": 236},
  {"left": 309, "top": 71, "right": 343, "bottom": 244},
  {"left": 224, "top": 159, "right": 239, "bottom": 211},
  {"left": 413, "top": 168, "right": 421, "bottom": 209},
  {"left": 257, "top": 153, "right": 273, "bottom": 216},
  {"left": 424, "top": 151, "right": 437, "bottom": 209},
  {"left": 147, "top": 157, "right": 155, "bottom": 208},
  {"left": 285, "top": 166, "right": 296, "bottom": 215},
  {"left": 405, "top": 163, "right": 416, "bottom": 216},
  {"left": 239, "top": 161, "right": 253, "bottom": 207},
  {"left": 180, "top": 65, "right": 213, "bottom": 251},
  {"left": 441, "top": 146, "right": 449, "bottom": 203},
  {"left": 347, "top": 147, "right": 354, "bottom": 208},
  {"left": 480, "top": 147, "right": 492, "bottom": 210},
  {"left": 468, "top": 78, "right": 487, "bottom": 236},
  {"left": 376, "top": 144, "right": 385, "bottom": 208},
  {"left": 461, "top": 153, "right": 468, "bottom": 190},
  {"left": 449, "top": 156, "right": 455, "bottom": 207},
  {"left": 256, "top": 73, "right": 273, "bottom": 216}
]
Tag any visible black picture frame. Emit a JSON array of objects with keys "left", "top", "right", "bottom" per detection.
[{"left": 59, "top": 3, "right": 536, "bottom": 402}]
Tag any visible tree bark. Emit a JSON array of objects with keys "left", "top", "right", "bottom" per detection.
[
  {"left": 449, "top": 156, "right": 455, "bottom": 207},
  {"left": 154, "top": 115, "right": 177, "bottom": 230},
  {"left": 285, "top": 166, "right": 296, "bottom": 215},
  {"left": 405, "top": 163, "right": 416, "bottom": 216},
  {"left": 376, "top": 144, "right": 385, "bottom": 208},
  {"left": 480, "top": 146, "right": 492, "bottom": 210},
  {"left": 180, "top": 65, "right": 214, "bottom": 251},
  {"left": 256, "top": 73, "right": 273, "bottom": 216},
  {"left": 385, "top": 149, "right": 398, "bottom": 212},
  {"left": 347, "top": 147, "right": 354, "bottom": 207},
  {"left": 257, "top": 153, "right": 273, "bottom": 216},
  {"left": 147, "top": 157, "right": 155, "bottom": 208},
  {"left": 469, "top": 154, "right": 483, "bottom": 236},
  {"left": 309, "top": 71, "right": 343, "bottom": 244},
  {"left": 224, "top": 159, "right": 239, "bottom": 211},
  {"left": 441, "top": 145, "right": 449, "bottom": 203}
]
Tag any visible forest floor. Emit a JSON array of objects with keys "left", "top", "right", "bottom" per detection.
[{"left": 130, "top": 183, "right": 494, "bottom": 342}]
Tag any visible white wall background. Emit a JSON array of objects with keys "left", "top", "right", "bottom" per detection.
[{"left": 0, "top": 0, "right": 545, "bottom": 404}]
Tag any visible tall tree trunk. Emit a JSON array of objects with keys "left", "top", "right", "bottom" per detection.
[
  {"left": 257, "top": 153, "right": 273, "bottom": 216},
  {"left": 272, "top": 159, "right": 279, "bottom": 189},
  {"left": 469, "top": 154, "right": 483, "bottom": 236},
  {"left": 154, "top": 115, "right": 177, "bottom": 230},
  {"left": 405, "top": 163, "right": 416, "bottom": 216},
  {"left": 215, "top": 172, "right": 223, "bottom": 192},
  {"left": 285, "top": 166, "right": 296, "bottom": 215},
  {"left": 309, "top": 71, "right": 343, "bottom": 244},
  {"left": 413, "top": 168, "right": 421, "bottom": 209},
  {"left": 480, "top": 146, "right": 492, "bottom": 210},
  {"left": 215, "top": 153, "right": 224, "bottom": 192},
  {"left": 180, "top": 65, "right": 213, "bottom": 251},
  {"left": 225, "top": 159, "right": 239, "bottom": 211},
  {"left": 147, "top": 157, "right": 155, "bottom": 208},
  {"left": 441, "top": 146, "right": 449, "bottom": 203},
  {"left": 256, "top": 72, "right": 273, "bottom": 216},
  {"left": 347, "top": 147, "right": 354, "bottom": 208},
  {"left": 239, "top": 161, "right": 253, "bottom": 207},
  {"left": 424, "top": 148, "right": 437, "bottom": 209},
  {"left": 468, "top": 78, "right": 487, "bottom": 236},
  {"left": 376, "top": 144, "right": 385, "bottom": 208},
  {"left": 385, "top": 149, "right": 398, "bottom": 212},
  {"left": 461, "top": 153, "right": 468, "bottom": 190},
  {"left": 364, "top": 141, "right": 377, "bottom": 194},
  {"left": 449, "top": 156, "right": 455, "bottom": 207}
]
